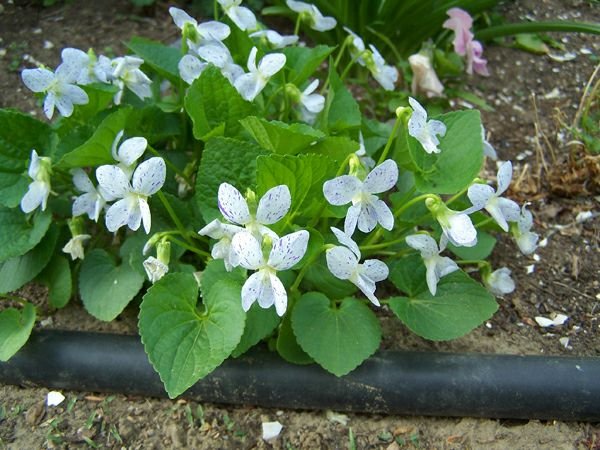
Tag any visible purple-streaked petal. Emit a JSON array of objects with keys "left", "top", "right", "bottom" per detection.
[
  {"left": 218, "top": 183, "right": 250, "bottom": 225},
  {"left": 405, "top": 234, "right": 439, "bottom": 258},
  {"left": 467, "top": 183, "right": 494, "bottom": 210},
  {"left": 330, "top": 226, "right": 360, "bottom": 259},
  {"left": 372, "top": 199, "right": 394, "bottom": 230},
  {"left": 268, "top": 230, "right": 309, "bottom": 270},
  {"left": 326, "top": 246, "right": 357, "bottom": 280},
  {"left": 231, "top": 231, "right": 263, "bottom": 270},
  {"left": 270, "top": 273, "right": 288, "bottom": 316},
  {"left": 241, "top": 271, "right": 262, "bottom": 311},
  {"left": 256, "top": 185, "right": 291, "bottom": 225},
  {"left": 105, "top": 197, "right": 135, "bottom": 232},
  {"left": 323, "top": 175, "right": 361, "bottom": 206},
  {"left": 362, "top": 259, "right": 388, "bottom": 282},
  {"left": 363, "top": 159, "right": 398, "bottom": 194},
  {"left": 354, "top": 273, "right": 379, "bottom": 306},
  {"left": 139, "top": 197, "right": 151, "bottom": 234},
  {"left": 96, "top": 165, "right": 131, "bottom": 199},
  {"left": 21, "top": 68, "right": 55, "bottom": 93},
  {"left": 357, "top": 202, "right": 378, "bottom": 233},
  {"left": 343, "top": 203, "right": 361, "bottom": 236},
  {"left": 117, "top": 137, "right": 147, "bottom": 167},
  {"left": 496, "top": 160, "right": 513, "bottom": 195},
  {"left": 72, "top": 168, "right": 94, "bottom": 193},
  {"left": 132, "top": 157, "right": 166, "bottom": 196}
]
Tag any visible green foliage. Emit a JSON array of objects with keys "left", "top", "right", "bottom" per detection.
[
  {"left": 241, "top": 117, "right": 324, "bottom": 154},
  {"left": 37, "top": 254, "right": 72, "bottom": 309},
  {"left": 185, "top": 66, "right": 258, "bottom": 140},
  {"left": 139, "top": 273, "right": 245, "bottom": 398},
  {"left": 323, "top": 65, "right": 361, "bottom": 133},
  {"left": 282, "top": 45, "right": 335, "bottom": 85},
  {"left": 79, "top": 249, "right": 145, "bottom": 321},
  {"left": 388, "top": 271, "right": 497, "bottom": 340},
  {"left": 127, "top": 37, "right": 182, "bottom": 84},
  {"left": 0, "top": 303, "right": 36, "bottom": 362},
  {"left": 448, "top": 231, "right": 497, "bottom": 260},
  {"left": 292, "top": 292, "right": 381, "bottom": 376},
  {"left": 0, "top": 208, "right": 52, "bottom": 262}
]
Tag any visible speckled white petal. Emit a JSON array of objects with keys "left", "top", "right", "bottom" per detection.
[
  {"left": 132, "top": 157, "right": 166, "bottom": 196},
  {"left": 178, "top": 54, "right": 206, "bottom": 84},
  {"left": 22, "top": 68, "right": 55, "bottom": 93},
  {"left": 436, "top": 255, "right": 459, "bottom": 278},
  {"left": 72, "top": 192, "right": 98, "bottom": 219},
  {"left": 343, "top": 203, "right": 361, "bottom": 236},
  {"left": 198, "top": 219, "right": 224, "bottom": 239},
  {"left": 516, "top": 231, "right": 539, "bottom": 255},
  {"left": 58, "top": 48, "right": 89, "bottom": 83},
  {"left": 199, "top": 21, "right": 231, "bottom": 41},
  {"left": 258, "top": 53, "right": 286, "bottom": 77},
  {"left": 43, "top": 92, "right": 56, "bottom": 119},
  {"left": 268, "top": 230, "right": 309, "bottom": 270},
  {"left": 231, "top": 232, "right": 263, "bottom": 270},
  {"left": 270, "top": 273, "right": 288, "bottom": 316},
  {"left": 20, "top": 181, "right": 48, "bottom": 213},
  {"left": 405, "top": 234, "right": 438, "bottom": 258},
  {"left": 139, "top": 197, "right": 152, "bottom": 234},
  {"left": 518, "top": 205, "right": 534, "bottom": 232},
  {"left": 446, "top": 212, "right": 477, "bottom": 247},
  {"left": 286, "top": 0, "right": 311, "bottom": 13},
  {"left": 105, "top": 197, "right": 134, "bottom": 232},
  {"left": 234, "top": 73, "right": 261, "bottom": 101},
  {"left": 363, "top": 160, "right": 398, "bottom": 194},
  {"left": 54, "top": 92, "right": 75, "bottom": 118},
  {"left": 196, "top": 43, "right": 229, "bottom": 67},
  {"left": 355, "top": 273, "right": 379, "bottom": 306},
  {"left": 498, "top": 197, "right": 520, "bottom": 223},
  {"left": 323, "top": 175, "right": 361, "bottom": 206},
  {"left": 424, "top": 259, "right": 439, "bottom": 296},
  {"left": 408, "top": 97, "right": 427, "bottom": 133},
  {"left": 118, "top": 137, "right": 147, "bottom": 167},
  {"left": 357, "top": 202, "right": 378, "bottom": 233},
  {"left": 169, "top": 7, "right": 196, "bottom": 29},
  {"left": 257, "top": 272, "right": 275, "bottom": 309},
  {"left": 96, "top": 165, "right": 130, "bottom": 199},
  {"left": 486, "top": 267, "right": 515, "bottom": 296},
  {"left": 362, "top": 259, "right": 388, "bottom": 282},
  {"left": 330, "top": 227, "right": 360, "bottom": 259},
  {"left": 218, "top": 183, "right": 250, "bottom": 225},
  {"left": 256, "top": 185, "right": 291, "bottom": 225},
  {"left": 326, "top": 246, "right": 357, "bottom": 280},
  {"left": 427, "top": 119, "right": 447, "bottom": 138},
  {"left": 467, "top": 183, "right": 495, "bottom": 210},
  {"left": 72, "top": 168, "right": 94, "bottom": 193},
  {"left": 227, "top": 5, "right": 257, "bottom": 31},
  {"left": 496, "top": 160, "right": 513, "bottom": 195},
  {"left": 241, "top": 271, "right": 263, "bottom": 311},
  {"left": 372, "top": 199, "right": 394, "bottom": 230}
]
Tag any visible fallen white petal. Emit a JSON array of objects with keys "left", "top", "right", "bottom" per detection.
[
  {"left": 46, "top": 391, "right": 65, "bottom": 406},
  {"left": 526, "top": 264, "right": 535, "bottom": 274},
  {"left": 262, "top": 421, "right": 283, "bottom": 441},
  {"left": 575, "top": 211, "right": 594, "bottom": 223},
  {"left": 553, "top": 313, "right": 569, "bottom": 326},
  {"left": 535, "top": 316, "right": 555, "bottom": 328},
  {"left": 559, "top": 337, "right": 570, "bottom": 349},
  {"left": 326, "top": 410, "right": 349, "bottom": 425}
]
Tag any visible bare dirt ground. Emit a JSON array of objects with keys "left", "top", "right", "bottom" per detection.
[{"left": 1, "top": 0, "right": 599, "bottom": 448}]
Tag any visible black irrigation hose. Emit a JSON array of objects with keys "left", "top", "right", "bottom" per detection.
[{"left": 1, "top": 330, "right": 599, "bottom": 421}]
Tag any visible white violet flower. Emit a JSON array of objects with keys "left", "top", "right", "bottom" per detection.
[
  {"left": 325, "top": 227, "right": 388, "bottom": 306},
  {"left": 96, "top": 157, "right": 166, "bottom": 234},
  {"left": 71, "top": 168, "right": 106, "bottom": 222},
  {"left": 195, "top": 42, "right": 245, "bottom": 83},
  {"left": 250, "top": 29, "right": 299, "bottom": 49},
  {"left": 298, "top": 79, "right": 325, "bottom": 122},
  {"left": 21, "top": 150, "right": 52, "bottom": 214},
  {"left": 364, "top": 44, "right": 398, "bottom": 91},
  {"left": 407, "top": 96, "right": 446, "bottom": 154},
  {"left": 234, "top": 47, "right": 286, "bottom": 101},
  {"left": 21, "top": 58, "right": 89, "bottom": 119},
  {"left": 169, "top": 7, "right": 231, "bottom": 45},
  {"left": 232, "top": 230, "right": 309, "bottom": 316},
  {"left": 62, "top": 234, "right": 91, "bottom": 261},
  {"left": 198, "top": 219, "right": 244, "bottom": 271},
  {"left": 178, "top": 54, "right": 207, "bottom": 85},
  {"left": 512, "top": 204, "right": 539, "bottom": 255},
  {"left": 111, "top": 130, "right": 148, "bottom": 178},
  {"left": 143, "top": 256, "right": 169, "bottom": 283},
  {"left": 217, "top": 182, "right": 291, "bottom": 240},
  {"left": 483, "top": 267, "right": 515, "bottom": 296},
  {"left": 467, "top": 161, "right": 520, "bottom": 232},
  {"left": 217, "top": 0, "right": 257, "bottom": 31},
  {"left": 286, "top": 0, "right": 336, "bottom": 31},
  {"left": 112, "top": 56, "right": 152, "bottom": 105},
  {"left": 405, "top": 234, "right": 459, "bottom": 296},
  {"left": 481, "top": 126, "right": 498, "bottom": 160},
  {"left": 355, "top": 132, "right": 375, "bottom": 170},
  {"left": 343, "top": 27, "right": 366, "bottom": 66},
  {"left": 426, "top": 197, "right": 480, "bottom": 248},
  {"left": 323, "top": 159, "right": 398, "bottom": 236}
]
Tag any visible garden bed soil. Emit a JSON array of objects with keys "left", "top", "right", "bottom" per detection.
[{"left": 1, "top": 0, "right": 599, "bottom": 448}]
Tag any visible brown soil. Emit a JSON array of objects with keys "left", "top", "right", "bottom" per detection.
[{"left": 1, "top": 0, "right": 599, "bottom": 448}]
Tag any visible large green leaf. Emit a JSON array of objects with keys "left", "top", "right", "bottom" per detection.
[
  {"left": 0, "top": 110, "right": 52, "bottom": 208},
  {"left": 199, "top": 259, "right": 245, "bottom": 295},
  {"left": 37, "top": 254, "right": 72, "bottom": 309},
  {"left": 276, "top": 312, "right": 313, "bottom": 365},
  {"left": 0, "top": 302, "right": 36, "bottom": 362},
  {"left": 194, "top": 137, "right": 268, "bottom": 222},
  {"left": 240, "top": 117, "right": 324, "bottom": 155},
  {"left": 324, "top": 65, "right": 361, "bottom": 133},
  {"left": 127, "top": 37, "right": 182, "bottom": 83},
  {"left": 58, "top": 107, "right": 131, "bottom": 168},
  {"left": 388, "top": 271, "right": 498, "bottom": 341},
  {"left": 292, "top": 292, "right": 381, "bottom": 376},
  {"left": 139, "top": 273, "right": 245, "bottom": 398},
  {"left": 0, "top": 224, "right": 58, "bottom": 294},
  {"left": 410, "top": 110, "right": 483, "bottom": 194},
  {"left": 232, "top": 303, "right": 280, "bottom": 357},
  {"left": 184, "top": 66, "right": 258, "bottom": 140},
  {"left": 388, "top": 254, "right": 428, "bottom": 297},
  {"left": 79, "top": 249, "right": 145, "bottom": 321},
  {"left": 282, "top": 45, "right": 335, "bottom": 85},
  {"left": 256, "top": 153, "right": 336, "bottom": 223},
  {"left": 448, "top": 231, "right": 497, "bottom": 261},
  {"left": 0, "top": 207, "right": 52, "bottom": 263}
]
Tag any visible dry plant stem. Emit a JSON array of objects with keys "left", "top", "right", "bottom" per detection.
[{"left": 572, "top": 62, "right": 600, "bottom": 129}]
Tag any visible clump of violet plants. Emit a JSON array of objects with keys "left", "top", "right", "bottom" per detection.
[{"left": 0, "top": 2, "right": 538, "bottom": 398}]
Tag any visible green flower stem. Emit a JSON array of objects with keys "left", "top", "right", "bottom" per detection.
[
  {"left": 265, "top": 85, "right": 285, "bottom": 114},
  {"left": 290, "top": 244, "right": 332, "bottom": 294},
  {"left": 168, "top": 236, "right": 210, "bottom": 258},
  {"left": 156, "top": 190, "right": 192, "bottom": 245},
  {"left": 475, "top": 21, "right": 600, "bottom": 41},
  {"left": 213, "top": 0, "right": 219, "bottom": 20},
  {"left": 294, "top": 14, "right": 302, "bottom": 36},
  {"left": 360, "top": 235, "right": 408, "bottom": 252},
  {"left": 333, "top": 38, "right": 349, "bottom": 69},
  {"left": 339, "top": 53, "right": 362, "bottom": 82},
  {"left": 456, "top": 259, "right": 489, "bottom": 268},
  {"left": 147, "top": 145, "right": 190, "bottom": 185},
  {"left": 475, "top": 217, "right": 494, "bottom": 229},
  {"left": 377, "top": 114, "right": 402, "bottom": 165},
  {"left": 445, "top": 185, "right": 470, "bottom": 206},
  {"left": 393, "top": 193, "right": 438, "bottom": 219}
]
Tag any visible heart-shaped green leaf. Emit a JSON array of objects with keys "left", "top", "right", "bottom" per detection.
[
  {"left": 388, "top": 271, "right": 498, "bottom": 341},
  {"left": 0, "top": 302, "right": 36, "bottom": 361},
  {"left": 292, "top": 292, "right": 381, "bottom": 376},
  {"left": 139, "top": 273, "right": 245, "bottom": 398},
  {"left": 79, "top": 249, "right": 144, "bottom": 321}
]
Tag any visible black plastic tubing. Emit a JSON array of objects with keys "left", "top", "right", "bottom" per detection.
[{"left": 1, "top": 330, "right": 599, "bottom": 421}]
